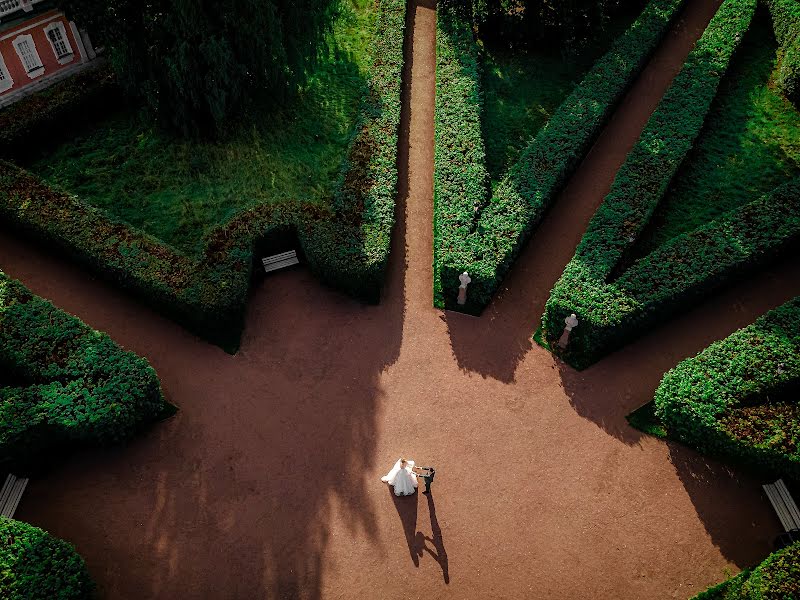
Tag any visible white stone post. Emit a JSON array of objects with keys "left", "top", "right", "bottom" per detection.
[
  {"left": 558, "top": 313, "right": 579, "bottom": 349},
  {"left": 457, "top": 271, "right": 471, "bottom": 306}
]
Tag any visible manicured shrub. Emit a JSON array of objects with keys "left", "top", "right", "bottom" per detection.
[
  {"left": 0, "top": 0, "right": 406, "bottom": 352},
  {"left": 0, "top": 272, "right": 168, "bottom": 468},
  {"left": 764, "top": 0, "right": 800, "bottom": 106},
  {"left": 691, "top": 541, "right": 800, "bottom": 599},
  {"left": 0, "top": 517, "right": 94, "bottom": 599},
  {"left": 434, "top": 0, "right": 688, "bottom": 312},
  {"left": 0, "top": 65, "right": 119, "bottom": 160},
  {"left": 542, "top": 0, "right": 759, "bottom": 367},
  {"left": 654, "top": 297, "right": 800, "bottom": 480},
  {"left": 545, "top": 180, "right": 800, "bottom": 368}
]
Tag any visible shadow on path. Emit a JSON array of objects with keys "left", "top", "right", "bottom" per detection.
[{"left": 420, "top": 493, "right": 449, "bottom": 584}]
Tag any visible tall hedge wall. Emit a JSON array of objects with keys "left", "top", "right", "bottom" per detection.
[
  {"left": 544, "top": 179, "right": 800, "bottom": 368},
  {"left": 542, "top": 0, "right": 761, "bottom": 368},
  {"left": 654, "top": 296, "right": 800, "bottom": 480},
  {"left": 0, "top": 271, "right": 167, "bottom": 469},
  {"left": 691, "top": 541, "right": 800, "bottom": 599},
  {"left": 0, "top": 517, "right": 94, "bottom": 599},
  {"left": 433, "top": 0, "right": 688, "bottom": 312},
  {"left": 764, "top": 0, "right": 800, "bottom": 106},
  {"left": 0, "top": 0, "right": 406, "bottom": 353}
]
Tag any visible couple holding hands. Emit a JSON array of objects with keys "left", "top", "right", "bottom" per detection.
[{"left": 381, "top": 458, "right": 436, "bottom": 496}]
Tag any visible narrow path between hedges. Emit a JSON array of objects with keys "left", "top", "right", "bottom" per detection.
[{"left": 2, "top": 0, "right": 800, "bottom": 598}]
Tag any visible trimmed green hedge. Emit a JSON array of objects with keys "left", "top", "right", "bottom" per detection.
[
  {"left": 0, "top": 271, "right": 168, "bottom": 469},
  {"left": 433, "top": 1, "right": 490, "bottom": 307},
  {"left": 0, "top": 64, "right": 119, "bottom": 160},
  {"left": 542, "top": 0, "right": 759, "bottom": 367},
  {"left": 0, "top": 517, "right": 94, "bottom": 599},
  {"left": 545, "top": 180, "right": 800, "bottom": 368},
  {"left": 654, "top": 296, "right": 800, "bottom": 479},
  {"left": 691, "top": 541, "right": 800, "bottom": 599},
  {"left": 765, "top": 0, "right": 800, "bottom": 106},
  {"left": 0, "top": 0, "right": 406, "bottom": 353},
  {"left": 433, "top": 0, "right": 688, "bottom": 312}
]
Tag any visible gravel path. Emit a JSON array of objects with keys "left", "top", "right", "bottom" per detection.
[{"left": 2, "top": 0, "right": 800, "bottom": 598}]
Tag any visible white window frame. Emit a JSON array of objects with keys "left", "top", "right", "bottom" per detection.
[
  {"left": 12, "top": 33, "right": 43, "bottom": 79},
  {"left": 0, "top": 50, "right": 13, "bottom": 93},
  {"left": 44, "top": 21, "right": 73, "bottom": 65}
]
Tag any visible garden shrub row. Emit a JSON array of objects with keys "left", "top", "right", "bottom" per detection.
[
  {"left": 433, "top": 0, "right": 490, "bottom": 306},
  {"left": 0, "top": 271, "right": 167, "bottom": 469},
  {"left": 0, "top": 64, "right": 119, "bottom": 160},
  {"left": 433, "top": 0, "right": 688, "bottom": 312},
  {"left": 0, "top": 0, "right": 406, "bottom": 352},
  {"left": 692, "top": 541, "right": 800, "bottom": 599},
  {"left": 544, "top": 179, "right": 800, "bottom": 368},
  {"left": 542, "top": 0, "right": 758, "bottom": 367},
  {"left": 654, "top": 296, "right": 800, "bottom": 480},
  {"left": 764, "top": 0, "right": 800, "bottom": 106},
  {"left": 0, "top": 517, "right": 94, "bottom": 599}
]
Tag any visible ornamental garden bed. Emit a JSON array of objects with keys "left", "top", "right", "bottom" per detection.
[
  {"left": 541, "top": 0, "right": 800, "bottom": 369},
  {"left": 433, "top": 0, "right": 687, "bottom": 311},
  {"left": 0, "top": 0, "right": 406, "bottom": 352}
]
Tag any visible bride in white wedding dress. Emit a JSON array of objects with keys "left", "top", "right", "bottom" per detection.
[{"left": 381, "top": 458, "right": 418, "bottom": 496}]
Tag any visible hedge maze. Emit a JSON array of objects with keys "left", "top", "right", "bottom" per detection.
[
  {"left": 541, "top": 0, "right": 800, "bottom": 368},
  {"left": 0, "top": 0, "right": 407, "bottom": 353},
  {"left": 433, "top": 0, "right": 688, "bottom": 313}
]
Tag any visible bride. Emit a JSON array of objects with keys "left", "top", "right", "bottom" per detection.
[{"left": 381, "top": 458, "right": 418, "bottom": 496}]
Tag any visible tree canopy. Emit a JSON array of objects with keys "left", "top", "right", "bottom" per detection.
[{"left": 70, "top": 0, "right": 341, "bottom": 136}]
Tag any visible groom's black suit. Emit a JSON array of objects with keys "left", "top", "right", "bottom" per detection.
[{"left": 418, "top": 466, "right": 435, "bottom": 493}]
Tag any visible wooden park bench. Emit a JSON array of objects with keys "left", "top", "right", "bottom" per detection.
[
  {"left": 262, "top": 250, "right": 299, "bottom": 274},
  {"left": 763, "top": 479, "right": 800, "bottom": 549},
  {"left": 0, "top": 474, "right": 28, "bottom": 519}
]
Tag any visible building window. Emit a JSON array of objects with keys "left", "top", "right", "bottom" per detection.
[
  {"left": 12, "top": 34, "right": 43, "bottom": 78},
  {"left": 0, "top": 51, "right": 13, "bottom": 93},
  {"left": 45, "top": 22, "right": 73, "bottom": 65}
]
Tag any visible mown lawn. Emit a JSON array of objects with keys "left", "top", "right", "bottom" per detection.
[
  {"left": 635, "top": 12, "right": 800, "bottom": 255},
  {"left": 26, "top": 0, "right": 376, "bottom": 257},
  {"left": 481, "top": 14, "right": 639, "bottom": 187}
]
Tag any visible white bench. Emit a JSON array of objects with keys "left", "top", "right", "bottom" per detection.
[
  {"left": 0, "top": 474, "right": 28, "bottom": 519},
  {"left": 261, "top": 250, "right": 299, "bottom": 273},
  {"left": 763, "top": 479, "right": 800, "bottom": 532}
]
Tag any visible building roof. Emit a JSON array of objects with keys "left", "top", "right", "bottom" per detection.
[{"left": 0, "top": 1, "right": 60, "bottom": 35}]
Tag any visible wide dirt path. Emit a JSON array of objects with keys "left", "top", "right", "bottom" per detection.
[{"left": 3, "top": 0, "right": 800, "bottom": 598}]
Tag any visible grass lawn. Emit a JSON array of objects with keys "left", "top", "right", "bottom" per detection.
[
  {"left": 480, "top": 14, "right": 640, "bottom": 187},
  {"left": 24, "top": 0, "right": 376, "bottom": 257},
  {"left": 634, "top": 11, "right": 800, "bottom": 256}
]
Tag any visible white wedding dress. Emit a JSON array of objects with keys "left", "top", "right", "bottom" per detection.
[{"left": 381, "top": 459, "right": 418, "bottom": 496}]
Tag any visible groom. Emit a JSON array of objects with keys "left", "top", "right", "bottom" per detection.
[{"left": 413, "top": 465, "right": 436, "bottom": 494}]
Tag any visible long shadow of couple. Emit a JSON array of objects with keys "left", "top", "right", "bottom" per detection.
[{"left": 390, "top": 488, "right": 450, "bottom": 584}]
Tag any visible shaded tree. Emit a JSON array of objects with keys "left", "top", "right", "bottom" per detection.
[{"left": 68, "top": 0, "right": 340, "bottom": 136}]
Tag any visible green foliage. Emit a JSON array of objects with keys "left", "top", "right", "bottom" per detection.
[
  {"left": 0, "top": 517, "right": 94, "bottom": 599},
  {"left": 545, "top": 179, "right": 800, "bottom": 369},
  {"left": 28, "top": 1, "right": 376, "bottom": 257},
  {"left": 655, "top": 297, "right": 800, "bottom": 479},
  {"left": 70, "top": 0, "right": 341, "bottom": 136},
  {"left": 0, "top": 66, "right": 118, "bottom": 160},
  {"left": 690, "top": 542, "right": 800, "bottom": 599},
  {"left": 633, "top": 15, "right": 800, "bottom": 254},
  {"left": 543, "top": 0, "right": 760, "bottom": 367},
  {"left": 626, "top": 401, "right": 667, "bottom": 438},
  {"left": 465, "top": 0, "right": 644, "bottom": 53},
  {"left": 0, "top": 272, "right": 167, "bottom": 469},
  {"left": 434, "top": 0, "right": 687, "bottom": 311},
  {"left": 0, "top": 0, "right": 406, "bottom": 352},
  {"left": 764, "top": 0, "right": 800, "bottom": 106}
]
